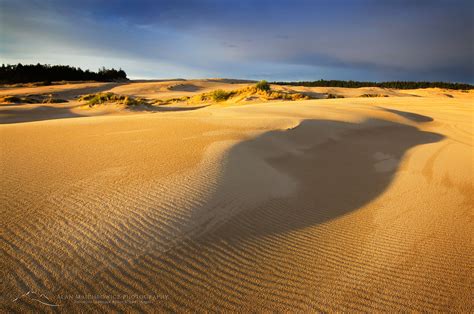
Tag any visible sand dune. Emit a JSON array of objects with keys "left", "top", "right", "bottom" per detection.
[
  {"left": 0, "top": 81, "right": 121, "bottom": 98},
  {"left": 1, "top": 80, "right": 470, "bottom": 125},
  {"left": 108, "top": 79, "right": 250, "bottom": 100},
  {"left": 1, "top": 82, "right": 473, "bottom": 311}
]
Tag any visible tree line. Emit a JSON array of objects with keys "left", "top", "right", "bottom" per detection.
[
  {"left": 0, "top": 63, "right": 128, "bottom": 84},
  {"left": 271, "top": 79, "right": 473, "bottom": 90}
]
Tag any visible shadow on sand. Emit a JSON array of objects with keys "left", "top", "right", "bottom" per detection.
[
  {"left": 54, "top": 82, "right": 130, "bottom": 100},
  {"left": 0, "top": 104, "right": 208, "bottom": 124},
  {"left": 128, "top": 105, "right": 208, "bottom": 112},
  {"left": 379, "top": 107, "right": 434, "bottom": 123},
  {"left": 191, "top": 113, "right": 443, "bottom": 242},
  {"left": 0, "top": 105, "right": 84, "bottom": 124}
]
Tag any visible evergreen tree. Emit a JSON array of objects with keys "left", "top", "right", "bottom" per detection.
[
  {"left": 271, "top": 79, "right": 472, "bottom": 90},
  {"left": 0, "top": 63, "right": 128, "bottom": 84}
]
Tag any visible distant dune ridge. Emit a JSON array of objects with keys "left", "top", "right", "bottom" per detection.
[{"left": 1, "top": 80, "right": 473, "bottom": 312}]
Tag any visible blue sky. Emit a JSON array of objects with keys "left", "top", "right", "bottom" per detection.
[{"left": 1, "top": 0, "right": 473, "bottom": 82}]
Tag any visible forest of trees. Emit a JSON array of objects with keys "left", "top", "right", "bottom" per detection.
[
  {"left": 272, "top": 79, "right": 473, "bottom": 90},
  {"left": 0, "top": 63, "right": 128, "bottom": 84}
]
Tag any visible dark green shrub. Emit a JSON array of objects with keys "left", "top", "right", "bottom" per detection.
[
  {"left": 211, "top": 89, "right": 233, "bottom": 102},
  {"left": 255, "top": 80, "right": 270, "bottom": 92}
]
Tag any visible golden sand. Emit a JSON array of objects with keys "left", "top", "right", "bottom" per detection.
[{"left": 1, "top": 81, "right": 472, "bottom": 311}]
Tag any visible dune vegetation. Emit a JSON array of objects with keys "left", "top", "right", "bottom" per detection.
[
  {"left": 79, "top": 92, "right": 151, "bottom": 108},
  {"left": 136, "top": 81, "right": 311, "bottom": 107},
  {"left": 0, "top": 94, "right": 68, "bottom": 104},
  {"left": 360, "top": 93, "right": 389, "bottom": 98},
  {"left": 156, "top": 81, "right": 311, "bottom": 105}
]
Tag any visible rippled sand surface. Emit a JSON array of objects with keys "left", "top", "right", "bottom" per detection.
[{"left": 1, "top": 82, "right": 472, "bottom": 311}]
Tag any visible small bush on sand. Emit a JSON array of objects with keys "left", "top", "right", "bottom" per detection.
[
  {"left": 0, "top": 96, "right": 24, "bottom": 103},
  {"left": 360, "top": 94, "right": 388, "bottom": 98},
  {"left": 255, "top": 80, "right": 270, "bottom": 92},
  {"left": 42, "top": 95, "right": 67, "bottom": 103},
  {"left": 155, "top": 96, "right": 191, "bottom": 105},
  {"left": 79, "top": 92, "right": 149, "bottom": 107},
  {"left": 210, "top": 89, "right": 234, "bottom": 102},
  {"left": 85, "top": 92, "right": 120, "bottom": 105},
  {"left": 0, "top": 94, "right": 67, "bottom": 104},
  {"left": 290, "top": 93, "right": 310, "bottom": 100}
]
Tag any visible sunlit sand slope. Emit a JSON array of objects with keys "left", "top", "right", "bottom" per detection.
[{"left": 1, "top": 96, "right": 473, "bottom": 312}]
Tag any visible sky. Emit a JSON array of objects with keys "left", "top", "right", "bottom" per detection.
[{"left": 1, "top": 0, "right": 473, "bottom": 82}]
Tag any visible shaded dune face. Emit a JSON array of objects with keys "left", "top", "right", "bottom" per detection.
[
  {"left": 192, "top": 118, "right": 444, "bottom": 241},
  {"left": 0, "top": 104, "right": 208, "bottom": 124},
  {"left": 0, "top": 105, "right": 83, "bottom": 124}
]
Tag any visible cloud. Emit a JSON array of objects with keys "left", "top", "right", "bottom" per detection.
[{"left": 1, "top": 0, "right": 473, "bottom": 82}]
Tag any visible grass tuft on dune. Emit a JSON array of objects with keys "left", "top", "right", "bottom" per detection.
[
  {"left": 196, "top": 85, "right": 310, "bottom": 103},
  {"left": 79, "top": 92, "right": 151, "bottom": 108},
  {"left": 360, "top": 93, "right": 389, "bottom": 98},
  {"left": 155, "top": 81, "right": 311, "bottom": 106},
  {"left": 0, "top": 94, "right": 68, "bottom": 104}
]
